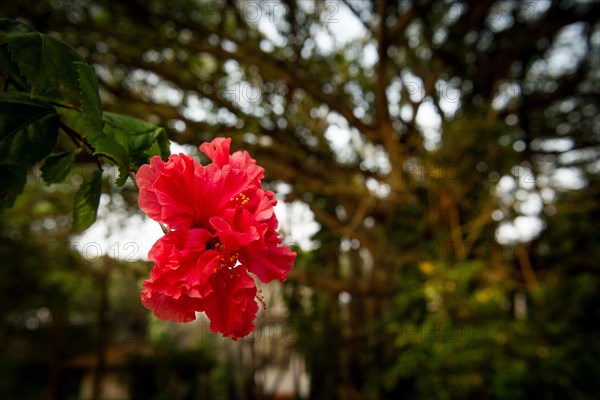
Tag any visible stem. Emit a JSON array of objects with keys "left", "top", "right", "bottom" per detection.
[
  {"left": 59, "top": 122, "right": 120, "bottom": 169},
  {"left": 128, "top": 170, "right": 139, "bottom": 189},
  {"left": 59, "top": 122, "right": 94, "bottom": 152},
  {"left": 48, "top": 99, "right": 80, "bottom": 111},
  {"left": 0, "top": 67, "right": 23, "bottom": 92}
]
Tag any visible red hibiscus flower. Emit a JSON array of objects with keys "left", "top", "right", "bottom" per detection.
[{"left": 137, "top": 137, "right": 296, "bottom": 339}]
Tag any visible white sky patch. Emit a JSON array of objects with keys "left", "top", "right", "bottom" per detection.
[
  {"left": 386, "top": 78, "right": 402, "bottom": 117},
  {"left": 436, "top": 79, "right": 461, "bottom": 117},
  {"left": 360, "top": 42, "right": 378, "bottom": 68},
  {"left": 545, "top": 23, "right": 588, "bottom": 77},
  {"left": 491, "top": 81, "right": 520, "bottom": 111},
  {"left": 324, "top": 124, "right": 352, "bottom": 160},
  {"left": 494, "top": 172, "right": 546, "bottom": 244},
  {"left": 531, "top": 137, "right": 574, "bottom": 153},
  {"left": 517, "top": 193, "right": 544, "bottom": 216},
  {"left": 496, "top": 216, "right": 545, "bottom": 245},
  {"left": 313, "top": 25, "right": 335, "bottom": 53},
  {"left": 415, "top": 100, "right": 442, "bottom": 150},
  {"left": 366, "top": 177, "right": 391, "bottom": 198},
  {"left": 75, "top": 200, "right": 163, "bottom": 262},
  {"left": 170, "top": 141, "right": 198, "bottom": 156},
  {"left": 487, "top": 2, "right": 515, "bottom": 32},
  {"left": 182, "top": 95, "right": 209, "bottom": 122},
  {"left": 151, "top": 83, "right": 183, "bottom": 106},
  {"left": 274, "top": 199, "right": 320, "bottom": 250},
  {"left": 558, "top": 148, "right": 599, "bottom": 166},
  {"left": 401, "top": 71, "right": 425, "bottom": 102},
  {"left": 327, "top": 3, "right": 367, "bottom": 43},
  {"left": 551, "top": 168, "right": 587, "bottom": 191}
]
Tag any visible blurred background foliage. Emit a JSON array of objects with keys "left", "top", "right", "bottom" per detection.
[{"left": 1, "top": 0, "right": 599, "bottom": 399}]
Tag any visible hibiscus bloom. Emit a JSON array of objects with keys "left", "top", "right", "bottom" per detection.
[{"left": 137, "top": 138, "right": 295, "bottom": 339}]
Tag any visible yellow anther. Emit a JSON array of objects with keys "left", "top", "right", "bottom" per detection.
[{"left": 230, "top": 192, "right": 251, "bottom": 207}]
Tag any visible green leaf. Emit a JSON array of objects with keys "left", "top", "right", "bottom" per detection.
[
  {"left": 153, "top": 127, "right": 171, "bottom": 161},
  {"left": 5, "top": 32, "right": 83, "bottom": 103},
  {"left": 0, "top": 18, "right": 34, "bottom": 42},
  {"left": 0, "top": 92, "right": 59, "bottom": 165},
  {"left": 57, "top": 109, "right": 130, "bottom": 186},
  {"left": 93, "top": 135, "right": 130, "bottom": 186},
  {"left": 41, "top": 152, "right": 76, "bottom": 184},
  {"left": 100, "top": 112, "right": 170, "bottom": 185},
  {"left": 72, "top": 169, "right": 102, "bottom": 232},
  {"left": 0, "top": 19, "right": 33, "bottom": 90},
  {"left": 0, "top": 46, "right": 29, "bottom": 89},
  {"left": 0, "top": 164, "right": 26, "bottom": 212},
  {"left": 144, "top": 138, "right": 170, "bottom": 161},
  {"left": 74, "top": 62, "right": 103, "bottom": 140},
  {"left": 103, "top": 111, "right": 168, "bottom": 155},
  {"left": 57, "top": 107, "right": 95, "bottom": 138}
]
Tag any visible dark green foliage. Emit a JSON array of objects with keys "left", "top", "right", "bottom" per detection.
[
  {"left": 0, "top": 18, "right": 170, "bottom": 229},
  {"left": 101, "top": 112, "right": 170, "bottom": 184},
  {"left": 0, "top": 163, "right": 26, "bottom": 210},
  {"left": 41, "top": 151, "right": 76, "bottom": 184},
  {"left": 0, "top": 92, "right": 59, "bottom": 165},
  {"left": 5, "top": 31, "right": 82, "bottom": 102},
  {"left": 71, "top": 169, "right": 102, "bottom": 232},
  {"left": 75, "top": 61, "right": 103, "bottom": 138}
]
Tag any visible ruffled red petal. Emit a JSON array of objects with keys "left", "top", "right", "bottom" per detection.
[
  {"left": 138, "top": 137, "right": 296, "bottom": 338},
  {"left": 140, "top": 229, "right": 211, "bottom": 321},
  {"left": 203, "top": 264, "right": 259, "bottom": 340},
  {"left": 137, "top": 154, "right": 199, "bottom": 230}
]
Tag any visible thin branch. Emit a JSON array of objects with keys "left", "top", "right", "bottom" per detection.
[
  {"left": 341, "top": 195, "right": 376, "bottom": 236},
  {"left": 517, "top": 244, "right": 538, "bottom": 292},
  {"left": 59, "top": 121, "right": 96, "bottom": 157},
  {"left": 128, "top": 170, "right": 139, "bottom": 190}
]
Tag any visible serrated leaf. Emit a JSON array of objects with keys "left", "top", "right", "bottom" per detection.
[
  {"left": 5, "top": 32, "right": 83, "bottom": 103},
  {"left": 99, "top": 112, "right": 171, "bottom": 184},
  {"left": 93, "top": 136, "right": 130, "bottom": 186},
  {"left": 74, "top": 62, "right": 103, "bottom": 140},
  {"left": 0, "top": 46, "right": 29, "bottom": 89},
  {"left": 57, "top": 109, "right": 130, "bottom": 185},
  {"left": 41, "top": 152, "right": 76, "bottom": 184},
  {"left": 72, "top": 169, "right": 102, "bottom": 232},
  {"left": 0, "top": 19, "right": 35, "bottom": 95},
  {"left": 0, "top": 92, "right": 59, "bottom": 165},
  {"left": 103, "top": 111, "right": 170, "bottom": 159},
  {"left": 0, "top": 164, "right": 26, "bottom": 212}
]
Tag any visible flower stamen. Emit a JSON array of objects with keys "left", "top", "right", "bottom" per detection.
[
  {"left": 230, "top": 192, "right": 250, "bottom": 207},
  {"left": 256, "top": 289, "right": 267, "bottom": 310}
]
